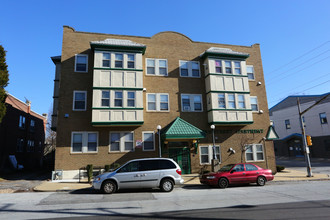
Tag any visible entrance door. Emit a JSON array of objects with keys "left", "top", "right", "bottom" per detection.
[{"left": 169, "top": 147, "right": 191, "bottom": 174}]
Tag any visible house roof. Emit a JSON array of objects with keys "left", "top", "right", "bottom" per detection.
[
  {"left": 269, "top": 92, "right": 330, "bottom": 116},
  {"left": 90, "top": 38, "right": 146, "bottom": 47},
  {"left": 5, "top": 94, "right": 46, "bottom": 121},
  {"left": 161, "top": 117, "right": 206, "bottom": 139},
  {"left": 200, "top": 47, "right": 249, "bottom": 59}
]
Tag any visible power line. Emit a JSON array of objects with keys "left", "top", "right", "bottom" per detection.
[
  {"left": 267, "top": 41, "right": 330, "bottom": 75},
  {"left": 266, "top": 49, "right": 330, "bottom": 83}
]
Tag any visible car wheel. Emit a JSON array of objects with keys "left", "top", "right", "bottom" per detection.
[
  {"left": 218, "top": 178, "right": 228, "bottom": 189},
  {"left": 160, "top": 179, "right": 174, "bottom": 192},
  {"left": 257, "top": 176, "right": 266, "bottom": 186},
  {"left": 102, "top": 180, "right": 116, "bottom": 194}
]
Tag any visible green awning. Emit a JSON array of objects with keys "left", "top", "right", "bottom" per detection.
[
  {"left": 266, "top": 125, "right": 279, "bottom": 140},
  {"left": 161, "top": 117, "right": 206, "bottom": 139}
]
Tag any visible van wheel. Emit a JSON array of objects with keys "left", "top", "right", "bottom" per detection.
[
  {"left": 160, "top": 179, "right": 174, "bottom": 192},
  {"left": 102, "top": 180, "right": 116, "bottom": 194}
]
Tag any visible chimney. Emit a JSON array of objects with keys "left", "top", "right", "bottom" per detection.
[{"left": 26, "top": 100, "right": 31, "bottom": 114}]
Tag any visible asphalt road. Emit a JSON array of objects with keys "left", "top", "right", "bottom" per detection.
[
  {"left": 276, "top": 157, "right": 330, "bottom": 174},
  {"left": 1, "top": 181, "right": 330, "bottom": 219}
]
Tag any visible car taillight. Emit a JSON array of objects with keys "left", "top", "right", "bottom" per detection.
[{"left": 176, "top": 169, "right": 182, "bottom": 175}]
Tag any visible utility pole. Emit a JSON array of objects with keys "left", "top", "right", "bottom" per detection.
[{"left": 297, "top": 98, "right": 313, "bottom": 177}]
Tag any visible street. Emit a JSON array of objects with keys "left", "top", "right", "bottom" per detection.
[{"left": 1, "top": 181, "right": 330, "bottom": 219}]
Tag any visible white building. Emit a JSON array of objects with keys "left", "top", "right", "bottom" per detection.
[{"left": 269, "top": 93, "right": 330, "bottom": 158}]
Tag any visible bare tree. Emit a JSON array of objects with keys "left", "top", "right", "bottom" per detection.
[
  {"left": 239, "top": 135, "right": 254, "bottom": 163},
  {"left": 44, "top": 105, "right": 56, "bottom": 156}
]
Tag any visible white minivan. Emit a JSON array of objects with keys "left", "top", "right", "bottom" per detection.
[{"left": 92, "top": 158, "right": 184, "bottom": 194}]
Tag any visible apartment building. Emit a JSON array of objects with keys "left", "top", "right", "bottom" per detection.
[
  {"left": 51, "top": 26, "right": 276, "bottom": 180},
  {"left": 270, "top": 93, "right": 330, "bottom": 158},
  {"left": 0, "top": 94, "right": 46, "bottom": 172}
]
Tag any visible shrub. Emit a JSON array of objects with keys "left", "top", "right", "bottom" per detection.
[
  {"left": 86, "top": 164, "right": 93, "bottom": 183},
  {"left": 276, "top": 165, "right": 285, "bottom": 172},
  {"left": 104, "top": 165, "right": 111, "bottom": 172}
]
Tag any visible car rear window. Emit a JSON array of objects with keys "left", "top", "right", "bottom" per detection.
[
  {"left": 159, "top": 160, "right": 176, "bottom": 169},
  {"left": 138, "top": 159, "right": 176, "bottom": 171}
]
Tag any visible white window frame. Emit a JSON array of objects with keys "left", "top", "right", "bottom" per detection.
[
  {"left": 181, "top": 94, "right": 203, "bottom": 112},
  {"left": 285, "top": 119, "right": 291, "bottom": 129},
  {"left": 114, "top": 91, "right": 123, "bottom": 107},
  {"left": 250, "top": 96, "right": 259, "bottom": 112},
  {"left": 234, "top": 61, "right": 241, "bottom": 75},
  {"left": 218, "top": 94, "right": 226, "bottom": 108},
  {"left": 142, "top": 131, "right": 155, "bottom": 151},
  {"left": 247, "top": 65, "right": 255, "bottom": 80},
  {"left": 146, "top": 58, "right": 168, "bottom": 76},
  {"left": 73, "top": 91, "right": 87, "bottom": 111},
  {"left": 238, "top": 94, "right": 246, "bottom": 109},
  {"left": 147, "top": 93, "right": 170, "bottom": 112},
  {"left": 115, "top": 53, "right": 123, "bottom": 68},
  {"left": 320, "top": 112, "right": 328, "bottom": 124},
  {"left": 71, "top": 132, "right": 98, "bottom": 153},
  {"left": 127, "top": 91, "right": 136, "bottom": 107},
  {"left": 127, "top": 54, "right": 135, "bottom": 69},
  {"left": 17, "top": 138, "right": 24, "bottom": 152},
  {"left": 102, "top": 52, "right": 111, "bottom": 68},
  {"left": 101, "top": 90, "right": 110, "bottom": 107},
  {"left": 215, "top": 60, "right": 222, "bottom": 73},
  {"left": 245, "top": 144, "right": 264, "bottom": 162},
  {"left": 227, "top": 94, "right": 236, "bottom": 109},
  {"left": 199, "top": 145, "right": 220, "bottom": 165},
  {"left": 109, "top": 131, "right": 135, "bottom": 152},
  {"left": 74, "top": 54, "right": 88, "bottom": 72},
  {"left": 179, "top": 60, "right": 200, "bottom": 78}
]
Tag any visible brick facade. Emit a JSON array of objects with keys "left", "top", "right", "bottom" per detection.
[{"left": 53, "top": 26, "right": 276, "bottom": 175}]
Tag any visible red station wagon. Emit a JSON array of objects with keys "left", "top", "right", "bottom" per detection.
[{"left": 200, "top": 163, "right": 274, "bottom": 188}]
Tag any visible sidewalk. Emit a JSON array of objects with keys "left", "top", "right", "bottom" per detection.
[{"left": 33, "top": 169, "right": 330, "bottom": 192}]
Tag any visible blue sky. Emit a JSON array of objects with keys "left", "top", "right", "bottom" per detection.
[{"left": 1, "top": 0, "right": 329, "bottom": 115}]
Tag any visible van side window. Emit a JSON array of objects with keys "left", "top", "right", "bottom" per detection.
[
  {"left": 159, "top": 160, "right": 176, "bottom": 169},
  {"left": 139, "top": 160, "right": 159, "bottom": 171},
  {"left": 118, "top": 161, "right": 139, "bottom": 173}
]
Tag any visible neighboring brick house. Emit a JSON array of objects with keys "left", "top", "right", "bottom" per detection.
[
  {"left": 0, "top": 94, "right": 47, "bottom": 172},
  {"left": 270, "top": 93, "right": 330, "bottom": 158},
  {"left": 51, "top": 26, "right": 276, "bottom": 180}
]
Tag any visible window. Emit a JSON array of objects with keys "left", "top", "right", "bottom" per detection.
[
  {"left": 225, "top": 61, "right": 232, "bottom": 74},
  {"left": 285, "top": 120, "right": 291, "bottom": 129},
  {"left": 127, "top": 92, "right": 135, "bottom": 107},
  {"left": 181, "top": 94, "right": 203, "bottom": 112},
  {"left": 72, "top": 132, "right": 98, "bottom": 153},
  {"left": 245, "top": 164, "right": 258, "bottom": 171},
  {"left": 238, "top": 95, "right": 246, "bottom": 109},
  {"left": 101, "top": 91, "right": 110, "bottom": 107},
  {"left": 127, "top": 54, "right": 135, "bottom": 68},
  {"left": 143, "top": 132, "right": 155, "bottom": 151},
  {"left": 247, "top": 65, "right": 255, "bottom": 80},
  {"left": 245, "top": 144, "right": 264, "bottom": 162},
  {"left": 30, "top": 119, "right": 35, "bottom": 131},
  {"left": 159, "top": 60, "right": 167, "bottom": 76},
  {"left": 180, "top": 61, "right": 200, "bottom": 77},
  {"left": 118, "top": 161, "right": 139, "bottom": 173},
  {"left": 320, "top": 113, "right": 328, "bottom": 124},
  {"left": 180, "top": 61, "right": 188, "bottom": 76},
  {"left": 147, "top": 93, "right": 169, "bottom": 111},
  {"left": 234, "top": 61, "right": 241, "bottom": 74},
  {"left": 88, "top": 133, "right": 97, "bottom": 152},
  {"left": 102, "top": 53, "right": 111, "bottom": 67},
  {"left": 17, "top": 138, "right": 24, "bottom": 152},
  {"left": 146, "top": 59, "right": 155, "bottom": 75},
  {"left": 250, "top": 96, "right": 258, "bottom": 111},
  {"left": 27, "top": 140, "right": 35, "bottom": 152},
  {"left": 73, "top": 91, "right": 87, "bottom": 110},
  {"left": 75, "top": 54, "right": 88, "bottom": 72},
  {"left": 199, "top": 145, "right": 220, "bottom": 164},
  {"left": 215, "top": 60, "right": 222, "bottom": 73},
  {"left": 228, "top": 94, "right": 236, "bottom": 109},
  {"left": 110, "top": 132, "right": 134, "bottom": 152},
  {"left": 115, "top": 54, "right": 123, "bottom": 68},
  {"left": 19, "top": 115, "right": 26, "bottom": 129},
  {"left": 147, "top": 59, "right": 168, "bottom": 76},
  {"left": 114, "top": 91, "right": 123, "bottom": 107},
  {"left": 218, "top": 94, "right": 226, "bottom": 108}
]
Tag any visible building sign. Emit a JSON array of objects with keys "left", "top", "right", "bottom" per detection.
[{"left": 214, "top": 129, "right": 264, "bottom": 134}]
